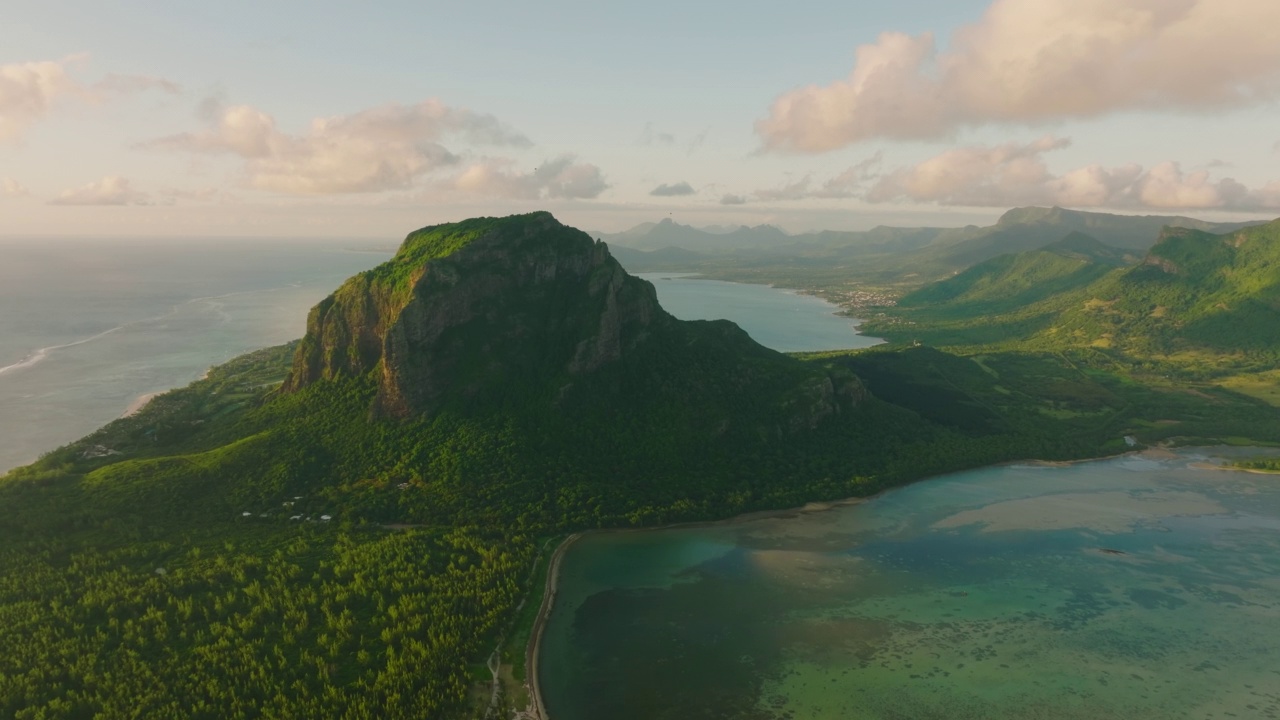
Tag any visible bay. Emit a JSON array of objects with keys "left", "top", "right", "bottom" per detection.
[
  {"left": 638, "top": 273, "right": 881, "bottom": 352},
  {"left": 539, "top": 448, "right": 1280, "bottom": 720}
]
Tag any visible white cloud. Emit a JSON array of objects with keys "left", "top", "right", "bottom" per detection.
[
  {"left": 720, "top": 193, "right": 747, "bottom": 205},
  {"left": 758, "top": 0, "right": 1280, "bottom": 152},
  {"left": 867, "top": 136, "right": 1070, "bottom": 206},
  {"left": 1, "top": 178, "right": 30, "bottom": 198},
  {"left": 0, "top": 56, "right": 179, "bottom": 141},
  {"left": 449, "top": 155, "right": 608, "bottom": 200},
  {"left": 650, "top": 181, "right": 696, "bottom": 197},
  {"left": 50, "top": 176, "right": 150, "bottom": 206},
  {"left": 147, "top": 99, "right": 531, "bottom": 194},
  {"left": 0, "top": 59, "right": 81, "bottom": 141},
  {"left": 864, "top": 137, "right": 1280, "bottom": 210}
]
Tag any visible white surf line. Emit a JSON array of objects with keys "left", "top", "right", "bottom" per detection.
[
  {"left": 0, "top": 325, "right": 127, "bottom": 377},
  {"left": 0, "top": 281, "right": 309, "bottom": 380}
]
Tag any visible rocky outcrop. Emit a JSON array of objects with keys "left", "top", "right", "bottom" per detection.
[
  {"left": 283, "top": 212, "right": 863, "bottom": 430},
  {"left": 284, "top": 213, "right": 671, "bottom": 417}
]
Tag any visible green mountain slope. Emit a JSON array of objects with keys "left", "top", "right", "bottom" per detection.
[
  {"left": 895, "top": 207, "right": 1255, "bottom": 279},
  {"left": 875, "top": 218, "right": 1280, "bottom": 364},
  {"left": 1044, "top": 221, "right": 1280, "bottom": 355},
  {"left": 897, "top": 232, "right": 1126, "bottom": 316}
]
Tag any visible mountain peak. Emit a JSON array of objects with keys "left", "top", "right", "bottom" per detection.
[
  {"left": 996, "top": 206, "right": 1070, "bottom": 226},
  {"left": 284, "top": 213, "right": 670, "bottom": 417}
]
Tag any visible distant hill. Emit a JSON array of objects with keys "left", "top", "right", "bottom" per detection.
[
  {"left": 604, "top": 207, "right": 1264, "bottom": 283},
  {"left": 898, "top": 232, "right": 1128, "bottom": 316},
  {"left": 896, "top": 207, "right": 1261, "bottom": 277},
  {"left": 601, "top": 218, "right": 789, "bottom": 252},
  {"left": 1048, "top": 219, "right": 1280, "bottom": 353},
  {"left": 877, "top": 218, "right": 1280, "bottom": 358}
]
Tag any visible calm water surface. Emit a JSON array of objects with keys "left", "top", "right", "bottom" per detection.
[
  {"left": 540, "top": 449, "right": 1280, "bottom": 720},
  {"left": 0, "top": 238, "right": 389, "bottom": 472},
  {"left": 639, "top": 273, "right": 881, "bottom": 352}
]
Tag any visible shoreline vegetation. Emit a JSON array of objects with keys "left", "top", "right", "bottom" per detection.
[{"left": 523, "top": 533, "right": 580, "bottom": 720}]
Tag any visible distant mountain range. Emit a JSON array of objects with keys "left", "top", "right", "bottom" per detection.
[
  {"left": 605, "top": 207, "right": 1265, "bottom": 282},
  {"left": 877, "top": 217, "right": 1280, "bottom": 357}
]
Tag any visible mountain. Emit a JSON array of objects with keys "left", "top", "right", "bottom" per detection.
[
  {"left": 602, "top": 217, "right": 790, "bottom": 252},
  {"left": 606, "top": 207, "right": 1264, "bottom": 286},
  {"left": 283, "top": 213, "right": 860, "bottom": 425},
  {"left": 1047, "top": 219, "right": 1280, "bottom": 354},
  {"left": 897, "top": 232, "right": 1128, "bottom": 316},
  {"left": 896, "top": 207, "right": 1261, "bottom": 278},
  {"left": 876, "top": 218, "right": 1280, "bottom": 360}
]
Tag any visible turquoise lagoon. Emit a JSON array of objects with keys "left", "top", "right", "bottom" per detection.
[{"left": 539, "top": 449, "right": 1280, "bottom": 720}]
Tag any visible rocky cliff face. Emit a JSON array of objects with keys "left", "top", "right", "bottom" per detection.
[{"left": 283, "top": 212, "right": 863, "bottom": 428}]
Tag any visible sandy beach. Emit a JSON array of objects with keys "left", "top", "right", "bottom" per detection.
[
  {"left": 525, "top": 533, "right": 581, "bottom": 720},
  {"left": 121, "top": 391, "right": 162, "bottom": 418}
]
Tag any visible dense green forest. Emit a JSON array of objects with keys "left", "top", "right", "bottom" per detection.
[{"left": 3, "top": 212, "right": 1279, "bottom": 718}]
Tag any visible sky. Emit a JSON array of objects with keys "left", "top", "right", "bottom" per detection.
[{"left": 2, "top": 0, "right": 1279, "bottom": 238}]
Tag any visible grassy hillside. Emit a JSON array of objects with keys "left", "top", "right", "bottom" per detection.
[{"left": 897, "top": 233, "right": 1125, "bottom": 316}]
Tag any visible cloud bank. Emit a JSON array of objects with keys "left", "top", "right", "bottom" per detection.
[
  {"left": 1, "top": 178, "right": 29, "bottom": 198},
  {"left": 0, "top": 57, "right": 179, "bottom": 141},
  {"left": 749, "top": 137, "right": 1280, "bottom": 210},
  {"left": 0, "top": 59, "right": 80, "bottom": 141},
  {"left": 51, "top": 176, "right": 150, "bottom": 206},
  {"left": 148, "top": 99, "right": 533, "bottom": 194},
  {"left": 650, "top": 181, "right": 695, "bottom": 197},
  {"left": 448, "top": 155, "right": 608, "bottom": 200},
  {"left": 758, "top": 0, "right": 1280, "bottom": 152}
]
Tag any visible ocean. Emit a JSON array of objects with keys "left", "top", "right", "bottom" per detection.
[{"left": 0, "top": 237, "right": 391, "bottom": 473}]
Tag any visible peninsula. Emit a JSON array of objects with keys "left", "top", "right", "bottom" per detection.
[{"left": 2, "top": 212, "right": 1278, "bottom": 719}]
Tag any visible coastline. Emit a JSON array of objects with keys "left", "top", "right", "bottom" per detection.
[
  {"left": 1189, "top": 461, "right": 1280, "bottom": 476},
  {"left": 525, "top": 533, "right": 581, "bottom": 720},
  {"left": 121, "top": 391, "right": 162, "bottom": 418}
]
